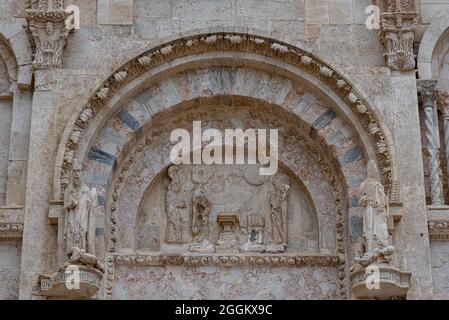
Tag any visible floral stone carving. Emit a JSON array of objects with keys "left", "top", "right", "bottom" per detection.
[
  {"left": 379, "top": 0, "right": 418, "bottom": 71},
  {"left": 26, "top": 0, "right": 73, "bottom": 69}
]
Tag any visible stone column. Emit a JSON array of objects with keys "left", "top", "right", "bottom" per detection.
[
  {"left": 418, "top": 80, "right": 443, "bottom": 205},
  {"left": 438, "top": 91, "right": 449, "bottom": 196}
]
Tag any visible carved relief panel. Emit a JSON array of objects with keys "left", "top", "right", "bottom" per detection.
[{"left": 137, "top": 163, "right": 319, "bottom": 254}]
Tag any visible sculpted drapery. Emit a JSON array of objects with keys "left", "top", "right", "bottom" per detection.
[
  {"left": 358, "top": 160, "right": 390, "bottom": 253},
  {"left": 63, "top": 161, "right": 98, "bottom": 257}
]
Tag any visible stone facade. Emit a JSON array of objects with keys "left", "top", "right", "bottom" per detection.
[{"left": 1, "top": 0, "right": 449, "bottom": 300}]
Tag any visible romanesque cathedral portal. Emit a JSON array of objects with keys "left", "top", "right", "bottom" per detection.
[{"left": 1, "top": 0, "right": 449, "bottom": 300}]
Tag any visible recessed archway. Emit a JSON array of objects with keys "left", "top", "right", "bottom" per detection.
[{"left": 52, "top": 32, "right": 401, "bottom": 300}]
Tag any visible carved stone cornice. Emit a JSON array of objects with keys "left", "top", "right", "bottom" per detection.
[
  {"left": 26, "top": 0, "right": 72, "bottom": 69},
  {"left": 428, "top": 220, "right": 449, "bottom": 240},
  {"left": 0, "top": 222, "right": 24, "bottom": 240},
  {"left": 114, "top": 253, "right": 340, "bottom": 268},
  {"left": 379, "top": 0, "right": 418, "bottom": 71}
]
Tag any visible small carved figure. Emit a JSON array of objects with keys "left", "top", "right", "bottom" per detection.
[
  {"left": 358, "top": 160, "right": 392, "bottom": 254},
  {"left": 190, "top": 187, "right": 214, "bottom": 252},
  {"left": 266, "top": 176, "right": 290, "bottom": 252},
  {"left": 165, "top": 166, "right": 187, "bottom": 243}
]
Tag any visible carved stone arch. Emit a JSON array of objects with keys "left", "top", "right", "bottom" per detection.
[
  {"left": 0, "top": 33, "right": 19, "bottom": 206},
  {"left": 418, "top": 9, "right": 449, "bottom": 85},
  {"left": 54, "top": 31, "right": 399, "bottom": 203},
  {"left": 0, "top": 33, "right": 18, "bottom": 96},
  {"left": 0, "top": 25, "right": 33, "bottom": 90}
]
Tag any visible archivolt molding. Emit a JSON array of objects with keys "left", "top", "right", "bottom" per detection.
[
  {"left": 0, "top": 35, "right": 18, "bottom": 98},
  {"left": 418, "top": 9, "right": 449, "bottom": 80},
  {"left": 0, "top": 25, "right": 33, "bottom": 90},
  {"left": 57, "top": 32, "right": 399, "bottom": 203}
]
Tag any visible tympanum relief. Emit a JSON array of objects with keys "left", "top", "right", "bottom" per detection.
[{"left": 137, "top": 163, "right": 318, "bottom": 255}]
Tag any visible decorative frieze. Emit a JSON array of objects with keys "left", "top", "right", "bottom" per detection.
[
  {"left": 26, "top": 0, "right": 73, "bottom": 69},
  {"left": 428, "top": 220, "right": 449, "bottom": 240},
  {"left": 114, "top": 253, "right": 340, "bottom": 268},
  {"left": 379, "top": 0, "right": 418, "bottom": 71}
]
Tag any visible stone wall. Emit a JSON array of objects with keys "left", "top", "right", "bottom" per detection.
[{"left": 0, "top": 241, "right": 21, "bottom": 300}]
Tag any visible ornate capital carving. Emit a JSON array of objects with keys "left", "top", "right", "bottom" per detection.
[
  {"left": 26, "top": 0, "right": 72, "bottom": 69},
  {"left": 379, "top": 0, "right": 418, "bottom": 71},
  {"left": 418, "top": 80, "right": 438, "bottom": 107}
]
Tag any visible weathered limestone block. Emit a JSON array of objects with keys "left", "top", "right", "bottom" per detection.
[{"left": 98, "top": 0, "right": 134, "bottom": 25}]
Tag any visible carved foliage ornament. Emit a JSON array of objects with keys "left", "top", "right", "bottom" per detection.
[
  {"left": 26, "top": 0, "right": 72, "bottom": 69},
  {"left": 61, "top": 33, "right": 396, "bottom": 202},
  {"left": 379, "top": 0, "right": 418, "bottom": 71}
]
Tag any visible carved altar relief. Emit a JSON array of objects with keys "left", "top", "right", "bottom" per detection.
[{"left": 137, "top": 162, "right": 317, "bottom": 255}]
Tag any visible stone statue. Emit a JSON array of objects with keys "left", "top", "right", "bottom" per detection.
[
  {"left": 266, "top": 176, "right": 290, "bottom": 252},
  {"left": 165, "top": 165, "right": 187, "bottom": 243},
  {"left": 358, "top": 160, "right": 391, "bottom": 253},
  {"left": 190, "top": 187, "right": 214, "bottom": 252},
  {"left": 63, "top": 160, "right": 103, "bottom": 271},
  {"left": 352, "top": 159, "right": 394, "bottom": 270}
]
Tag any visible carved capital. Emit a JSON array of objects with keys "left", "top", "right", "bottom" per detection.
[
  {"left": 26, "top": 0, "right": 72, "bottom": 69},
  {"left": 418, "top": 80, "right": 438, "bottom": 107},
  {"left": 379, "top": 0, "right": 418, "bottom": 71}
]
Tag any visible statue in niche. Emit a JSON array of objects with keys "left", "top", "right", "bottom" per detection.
[
  {"left": 63, "top": 160, "right": 104, "bottom": 272},
  {"left": 190, "top": 186, "right": 214, "bottom": 253},
  {"left": 266, "top": 175, "right": 290, "bottom": 252},
  {"left": 165, "top": 165, "right": 188, "bottom": 243},
  {"left": 352, "top": 160, "right": 394, "bottom": 270}
]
